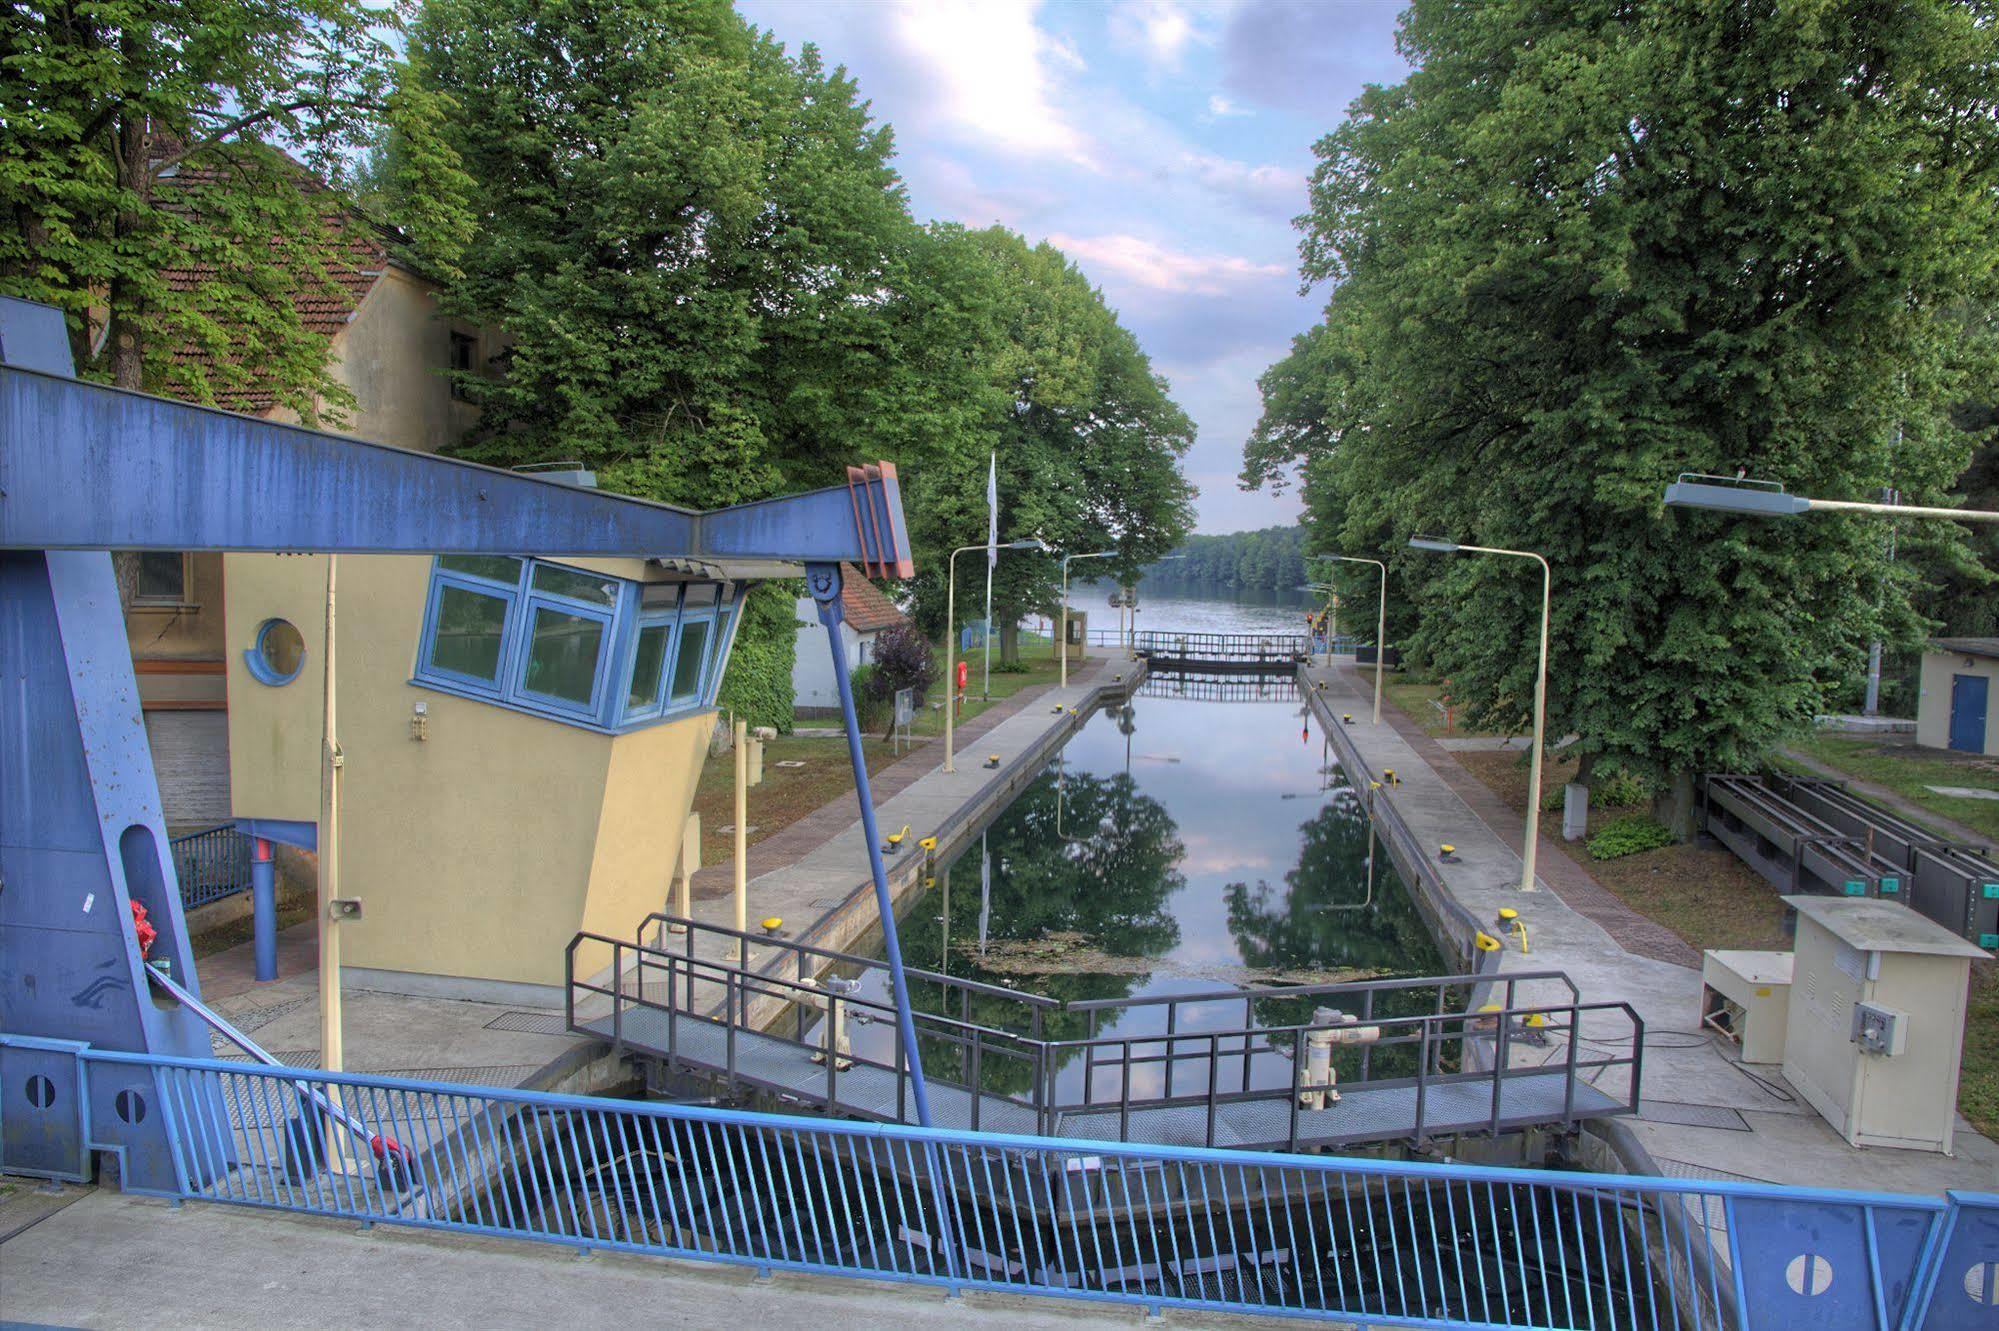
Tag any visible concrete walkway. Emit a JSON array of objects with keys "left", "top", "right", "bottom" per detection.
[
  {"left": 0, "top": 1187, "right": 1297, "bottom": 1331},
  {"left": 1300, "top": 660, "right": 1999, "bottom": 1196}
]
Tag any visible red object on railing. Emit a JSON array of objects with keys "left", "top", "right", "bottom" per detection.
[{"left": 130, "top": 900, "right": 156, "bottom": 959}]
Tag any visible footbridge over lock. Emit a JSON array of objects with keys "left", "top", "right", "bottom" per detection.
[{"left": 567, "top": 916, "right": 1640, "bottom": 1154}]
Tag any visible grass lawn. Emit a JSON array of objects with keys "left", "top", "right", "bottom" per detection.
[
  {"left": 1784, "top": 734, "right": 1999, "bottom": 841},
  {"left": 906, "top": 631, "right": 1084, "bottom": 739},
  {"left": 691, "top": 733, "right": 911, "bottom": 862},
  {"left": 1363, "top": 666, "right": 1504, "bottom": 737}
]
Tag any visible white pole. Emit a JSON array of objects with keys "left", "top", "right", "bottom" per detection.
[
  {"left": 1524, "top": 556, "right": 1550, "bottom": 894},
  {"left": 318, "top": 553, "right": 344, "bottom": 1073},
  {"left": 945, "top": 545, "right": 963, "bottom": 773},
  {"left": 1059, "top": 557, "right": 1070, "bottom": 691},
  {"left": 982, "top": 558, "right": 994, "bottom": 698},
  {"left": 731, "top": 715, "right": 748, "bottom": 957}
]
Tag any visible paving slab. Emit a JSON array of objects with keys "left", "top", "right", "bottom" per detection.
[
  {"left": 0, "top": 1189, "right": 1308, "bottom": 1331},
  {"left": 1300, "top": 660, "right": 1999, "bottom": 1196}
]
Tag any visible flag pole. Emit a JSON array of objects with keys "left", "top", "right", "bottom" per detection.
[{"left": 983, "top": 451, "right": 997, "bottom": 698}]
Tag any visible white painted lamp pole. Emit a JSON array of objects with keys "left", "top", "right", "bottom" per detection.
[
  {"left": 1059, "top": 549, "right": 1115, "bottom": 689},
  {"left": 1308, "top": 554, "right": 1390, "bottom": 724},
  {"left": 946, "top": 538, "right": 1050, "bottom": 773},
  {"left": 1662, "top": 474, "right": 1999, "bottom": 525},
  {"left": 1409, "top": 537, "right": 1551, "bottom": 894}
]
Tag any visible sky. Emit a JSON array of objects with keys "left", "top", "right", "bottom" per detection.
[{"left": 735, "top": 0, "right": 1412, "bottom": 535}]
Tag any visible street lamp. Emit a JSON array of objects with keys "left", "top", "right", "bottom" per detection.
[
  {"left": 1059, "top": 549, "right": 1115, "bottom": 689},
  {"left": 1662, "top": 473, "right": 1999, "bottom": 524},
  {"left": 947, "top": 537, "right": 1051, "bottom": 773},
  {"left": 1308, "top": 554, "right": 1390, "bottom": 724},
  {"left": 1408, "top": 536, "right": 1551, "bottom": 894}
]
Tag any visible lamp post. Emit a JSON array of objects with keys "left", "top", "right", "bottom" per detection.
[
  {"left": 1662, "top": 474, "right": 1999, "bottom": 524},
  {"left": 1408, "top": 536, "right": 1551, "bottom": 893},
  {"left": 1059, "top": 549, "right": 1115, "bottom": 689},
  {"left": 947, "top": 537, "right": 1050, "bottom": 773},
  {"left": 1308, "top": 555, "right": 1390, "bottom": 724}
]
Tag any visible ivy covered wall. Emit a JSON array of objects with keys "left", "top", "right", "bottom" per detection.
[{"left": 717, "top": 580, "right": 801, "bottom": 734}]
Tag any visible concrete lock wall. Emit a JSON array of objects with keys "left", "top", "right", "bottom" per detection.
[
  {"left": 1915, "top": 650, "right": 1999, "bottom": 754},
  {"left": 225, "top": 551, "right": 708, "bottom": 991}
]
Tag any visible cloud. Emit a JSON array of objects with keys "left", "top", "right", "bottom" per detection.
[
  {"left": 1220, "top": 0, "right": 1409, "bottom": 115},
  {"left": 1049, "top": 232, "right": 1288, "bottom": 296},
  {"left": 1109, "top": 0, "right": 1206, "bottom": 72},
  {"left": 1165, "top": 148, "right": 1298, "bottom": 217},
  {"left": 880, "top": 0, "right": 1096, "bottom": 165},
  {"left": 1206, "top": 94, "right": 1249, "bottom": 118}
]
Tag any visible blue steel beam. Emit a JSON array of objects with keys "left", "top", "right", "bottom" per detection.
[{"left": 0, "top": 297, "right": 909, "bottom": 568}]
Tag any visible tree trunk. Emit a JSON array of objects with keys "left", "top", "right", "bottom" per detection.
[
  {"left": 1653, "top": 768, "right": 1699, "bottom": 842},
  {"left": 1572, "top": 750, "right": 1596, "bottom": 791},
  {"left": 108, "top": 112, "right": 150, "bottom": 391},
  {"left": 999, "top": 620, "right": 1020, "bottom": 665}
]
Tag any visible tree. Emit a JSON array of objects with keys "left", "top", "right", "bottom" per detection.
[
  {"left": 862, "top": 622, "right": 936, "bottom": 737},
  {"left": 901, "top": 228, "right": 1197, "bottom": 660},
  {"left": 1249, "top": 0, "right": 1999, "bottom": 832},
  {"left": 1, "top": 0, "right": 469, "bottom": 409}
]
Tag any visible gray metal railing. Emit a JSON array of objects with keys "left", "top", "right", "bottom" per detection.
[{"left": 571, "top": 918, "right": 1641, "bottom": 1152}]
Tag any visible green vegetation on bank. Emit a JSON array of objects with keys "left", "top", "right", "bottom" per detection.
[
  {"left": 1144, "top": 527, "right": 1310, "bottom": 596},
  {"left": 1244, "top": 0, "right": 1999, "bottom": 831}
]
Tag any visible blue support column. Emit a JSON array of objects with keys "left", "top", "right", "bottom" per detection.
[
  {"left": 252, "top": 837, "right": 277, "bottom": 982},
  {"left": 806, "top": 562, "right": 935, "bottom": 1126}
]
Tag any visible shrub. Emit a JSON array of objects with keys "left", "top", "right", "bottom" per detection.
[
  {"left": 1540, "top": 768, "right": 1652, "bottom": 812},
  {"left": 1587, "top": 814, "right": 1673, "bottom": 860},
  {"left": 850, "top": 663, "right": 888, "bottom": 732}
]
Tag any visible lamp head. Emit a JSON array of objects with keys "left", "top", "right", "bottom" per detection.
[
  {"left": 1009, "top": 538, "right": 1052, "bottom": 552},
  {"left": 1408, "top": 536, "right": 1460, "bottom": 553},
  {"left": 1661, "top": 475, "right": 1809, "bottom": 517}
]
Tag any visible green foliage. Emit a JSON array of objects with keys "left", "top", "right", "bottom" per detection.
[
  {"left": 1540, "top": 768, "right": 1651, "bottom": 811},
  {"left": 716, "top": 581, "right": 798, "bottom": 735},
  {"left": 1146, "top": 527, "right": 1310, "bottom": 594},
  {"left": 403, "top": 1, "right": 1194, "bottom": 681},
  {"left": 1587, "top": 815, "right": 1674, "bottom": 862},
  {"left": 0, "top": 0, "right": 470, "bottom": 406},
  {"left": 1248, "top": 0, "right": 1999, "bottom": 824},
  {"left": 901, "top": 227, "right": 1196, "bottom": 650},
  {"left": 849, "top": 663, "right": 887, "bottom": 733}
]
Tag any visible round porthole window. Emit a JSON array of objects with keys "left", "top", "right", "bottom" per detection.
[{"left": 247, "top": 618, "right": 306, "bottom": 685}]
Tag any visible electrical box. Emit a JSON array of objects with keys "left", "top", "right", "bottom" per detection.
[
  {"left": 1700, "top": 949, "right": 1793, "bottom": 1064},
  {"left": 1064, "top": 610, "right": 1088, "bottom": 660},
  {"left": 1781, "top": 896, "right": 1989, "bottom": 1154}
]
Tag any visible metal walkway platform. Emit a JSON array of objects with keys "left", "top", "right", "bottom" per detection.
[{"left": 569, "top": 918, "right": 1640, "bottom": 1153}]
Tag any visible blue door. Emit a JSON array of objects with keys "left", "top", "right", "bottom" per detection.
[{"left": 1950, "top": 674, "right": 1989, "bottom": 753}]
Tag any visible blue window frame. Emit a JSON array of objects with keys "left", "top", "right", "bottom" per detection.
[{"left": 413, "top": 557, "right": 741, "bottom": 732}]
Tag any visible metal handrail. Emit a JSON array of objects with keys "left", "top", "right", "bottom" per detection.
[
  {"left": 1064, "top": 966, "right": 1581, "bottom": 1012},
  {"left": 640, "top": 912, "right": 1061, "bottom": 1010}
]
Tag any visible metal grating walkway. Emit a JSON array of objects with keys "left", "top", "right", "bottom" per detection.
[{"left": 581, "top": 1006, "right": 1627, "bottom": 1151}]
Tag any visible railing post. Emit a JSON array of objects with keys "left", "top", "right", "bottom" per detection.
[
  {"left": 1562, "top": 1004, "right": 1580, "bottom": 1125},
  {"left": 970, "top": 1030, "right": 984, "bottom": 1131},
  {"left": 1288, "top": 1029, "right": 1303, "bottom": 1150},
  {"left": 1118, "top": 1038, "right": 1131, "bottom": 1142},
  {"left": 1165, "top": 1003, "right": 1178, "bottom": 1100},
  {"left": 1414, "top": 1022, "right": 1430, "bottom": 1144},
  {"left": 1205, "top": 1034, "right": 1219, "bottom": 1148},
  {"left": 1490, "top": 1007, "right": 1510, "bottom": 1136},
  {"left": 726, "top": 968, "right": 739, "bottom": 1094},
  {"left": 612, "top": 942, "right": 625, "bottom": 1057}
]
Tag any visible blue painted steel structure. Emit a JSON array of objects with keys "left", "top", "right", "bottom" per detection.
[
  {"left": 2, "top": 1036, "right": 1995, "bottom": 1329},
  {"left": 0, "top": 296, "right": 922, "bottom": 1188}
]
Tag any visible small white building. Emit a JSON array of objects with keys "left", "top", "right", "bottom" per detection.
[
  {"left": 1915, "top": 638, "right": 1999, "bottom": 755},
  {"left": 793, "top": 564, "right": 909, "bottom": 716}
]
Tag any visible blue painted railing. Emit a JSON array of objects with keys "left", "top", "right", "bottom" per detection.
[
  {"left": 170, "top": 824, "right": 252, "bottom": 910},
  {"left": 14, "top": 1040, "right": 1996, "bottom": 1329}
]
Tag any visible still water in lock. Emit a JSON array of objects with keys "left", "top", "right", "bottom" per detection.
[{"left": 847, "top": 674, "right": 1448, "bottom": 1099}]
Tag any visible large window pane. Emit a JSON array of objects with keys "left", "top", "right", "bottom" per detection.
[
  {"left": 627, "top": 622, "right": 669, "bottom": 713},
  {"left": 430, "top": 585, "right": 509, "bottom": 682},
  {"left": 439, "top": 555, "right": 523, "bottom": 585},
  {"left": 532, "top": 564, "right": 618, "bottom": 606},
  {"left": 670, "top": 617, "right": 711, "bottom": 701},
  {"left": 524, "top": 606, "right": 605, "bottom": 706}
]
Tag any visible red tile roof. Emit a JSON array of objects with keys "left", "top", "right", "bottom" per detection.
[
  {"left": 841, "top": 565, "right": 908, "bottom": 633},
  {"left": 154, "top": 154, "right": 392, "bottom": 414}
]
